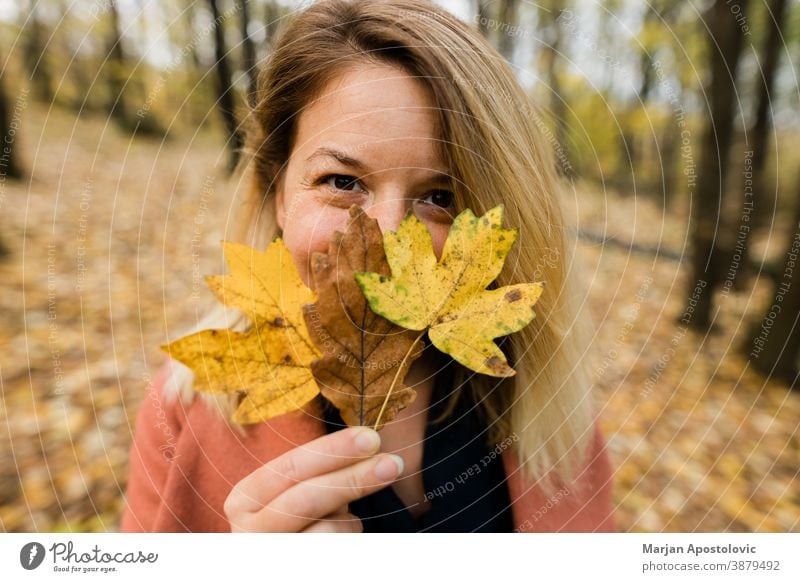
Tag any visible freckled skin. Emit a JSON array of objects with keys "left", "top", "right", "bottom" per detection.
[{"left": 274, "top": 63, "right": 454, "bottom": 289}]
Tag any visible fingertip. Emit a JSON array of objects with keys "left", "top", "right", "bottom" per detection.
[
  {"left": 389, "top": 454, "right": 404, "bottom": 475},
  {"left": 374, "top": 453, "right": 403, "bottom": 482},
  {"left": 352, "top": 426, "right": 381, "bottom": 454}
]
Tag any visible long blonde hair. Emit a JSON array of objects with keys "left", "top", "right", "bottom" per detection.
[{"left": 164, "top": 0, "right": 599, "bottom": 496}]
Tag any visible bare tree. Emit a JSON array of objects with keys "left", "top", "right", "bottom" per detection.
[
  {"left": 106, "top": 0, "right": 131, "bottom": 126},
  {"left": 237, "top": 0, "right": 258, "bottom": 107},
  {"left": 730, "top": 0, "right": 790, "bottom": 289},
  {"left": 0, "top": 71, "right": 22, "bottom": 180},
  {"left": 685, "top": 0, "right": 750, "bottom": 331},
  {"left": 208, "top": 0, "right": 243, "bottom": 172},
  {"left": 476, "top": 0, "right": 493, "bottom": 39},
  {"left": 497, "top": 0, "right": 520, "bottom": 62},
  {"left": 746, "top": 173, "right": 800, "bottom": 388},
  {"left": 0, "top": 60, "right": 21, "bottom": 259},
  {"left": 21, "top": 0, "right": 54, "bottom": 103},
  {"left": 623, "top": 0, "right": 680, "bottom": 195},
  {"left": 538, "top": 0, "right": 572, "bottom": 179}
]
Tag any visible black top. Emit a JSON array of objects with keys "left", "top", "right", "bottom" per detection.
[{"left": 321, "top": 354, "right": 514, "bottom": 532}]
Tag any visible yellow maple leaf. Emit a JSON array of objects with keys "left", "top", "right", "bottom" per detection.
[
  {"left": 354, "top": 205, "right": 544, "bottom": 377},
  {"left": 161, "top": 240, "right": 321, "bottom": 424}
]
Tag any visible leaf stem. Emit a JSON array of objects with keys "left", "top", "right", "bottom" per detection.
[{"left": 372, "top": 330, "right": 426, "bottom": 431}]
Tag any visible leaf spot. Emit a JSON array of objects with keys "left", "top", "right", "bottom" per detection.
[{"left": 485, "top": 356, "right": 504, "bottom": 370}]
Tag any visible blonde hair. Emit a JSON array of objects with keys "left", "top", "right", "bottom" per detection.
[{"left": 164, "top": 0, "right": 599, "bottom": 496}]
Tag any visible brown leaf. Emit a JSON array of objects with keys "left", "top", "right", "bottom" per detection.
[{"left": 302, "top": 205, "right": 425, "bottom": 430}]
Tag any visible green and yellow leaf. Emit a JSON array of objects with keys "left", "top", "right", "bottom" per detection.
[{"left": 354, "top": 205, "right": 544, "bottom": 377}]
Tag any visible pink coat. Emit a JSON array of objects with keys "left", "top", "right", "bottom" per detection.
[{"left": 120, "top": 361, "right": 617, "bottom": 532}]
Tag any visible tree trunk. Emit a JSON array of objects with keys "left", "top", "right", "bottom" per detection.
[
  {"left": 0, "top": 70, "right": 23, "bottom": 180},
  {"left": 106, "top": 1, "right": 130, "bottom": 125},
  {"left": 627, "top": 0, "right": 679, "bottom": 195},
  {"left": 745, "top": 175, "right": 800, "bottom": 388},
  {"left": 660, "top": 114, "right": 679, "bottom": 207},
  {"left": 263, "top": 0, "right": 283, "bottom": 53},
  {"left": 21, "top": 1, "right": 54, "bottom": 103},
  {"left": 685, "top": 0, "right": 750, "bottom": 331},
  {"left": 181, "top": 0, "right": 204, "bottom": 128},
  {"left": 237, "top": 0, "right": 258, "bottom": 107},
  {"left": 208, "top": 0, "right": 243, "bottom": 173},
  {"left": 0, "top": 66, "right": 21, "bottom": 258},
  {"left": 497, "top": 0, "right": 519, "bottom": 63},
  {"left": 730, "top": 0, "right": 789, "bottom": 290},
  {"left": 539, "top": 0, "right": 572, "bottom": 179},
  {"left": 476, "top": 0, "right": 493, "bottom": 39}
]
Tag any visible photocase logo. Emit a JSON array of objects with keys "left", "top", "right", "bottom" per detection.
[{"left": 20, "top": 542, "right": 46, "bottom": 570}]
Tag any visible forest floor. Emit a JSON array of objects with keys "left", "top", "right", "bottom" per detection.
[{"left": 1, "top": 105, "right": 798, "bottom": 532}]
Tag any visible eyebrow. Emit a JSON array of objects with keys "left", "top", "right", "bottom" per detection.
[{"left": 305, "top": 147, "right": 454, "bottom": 186}]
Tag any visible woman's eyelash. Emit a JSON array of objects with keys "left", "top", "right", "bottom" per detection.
[
  {"left": 421, "top": 190, "right": 455, "bottom": 208},
  {"left": 315, "top": 174, "right": 454, "bottom": 208},
  {"left": 316, "top": 173, "right": 364, "bottom": 192}
]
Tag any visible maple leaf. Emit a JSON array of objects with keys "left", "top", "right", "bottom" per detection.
[
  {"left": 161, "top": 239, "right": 321, "bottom": 424},
  {"left": 354, "top": 205, "right": 544, "bottom": 377},
  {"left": 302, "top": 205, "right": 425, "bottom": 431}
]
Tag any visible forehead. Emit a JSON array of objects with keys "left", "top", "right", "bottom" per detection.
[{"left": 292, "top": 63, "right": 445, "bottom": 167}]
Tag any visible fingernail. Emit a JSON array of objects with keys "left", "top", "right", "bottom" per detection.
[
  {"left": 374, "top": 454, "right": 404, "bottom": 482},
  {"left": 353, "top": 427, "right": 381, "bottom": 453}
]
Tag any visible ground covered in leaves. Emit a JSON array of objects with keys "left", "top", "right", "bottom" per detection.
[{"left": 1, "top": 106, "right": 797, "bottom": 532}]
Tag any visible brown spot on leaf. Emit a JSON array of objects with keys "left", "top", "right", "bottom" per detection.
[
  {"left": 273, "top": 316, "right": 285, "bottom": 327},
  {"left": 485, "top": 356, "right": 504, "bottom": 370},
  {"left": 505, "top": 289, "right": 522, "bottom": 302}
]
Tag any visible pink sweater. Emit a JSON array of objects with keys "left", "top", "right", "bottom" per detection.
[{"left": 120, "top": 360, "right": 617, "bottom": 532}]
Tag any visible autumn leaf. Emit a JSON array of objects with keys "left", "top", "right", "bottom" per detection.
[
  {"left": 354, "top": 205, "right": 544, "bottom": 377},
  {"left": 161, "top": 239, "right": 321, "bottom": 424},
  {"left": 302, "top": 205, "right": 425, "bottom": 431}
]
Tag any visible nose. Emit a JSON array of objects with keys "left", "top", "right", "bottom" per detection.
[{"left": 364, "top": 197, "right": 409, "bottom": 235}]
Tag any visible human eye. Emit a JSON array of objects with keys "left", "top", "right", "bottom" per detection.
[
  {"left": 414, "top": 189, "right": 456, "bottom": 225},
  {"left": 419, "top": 189, "right": 455, "bottom": 209},
  {"left": 318, "top": 173, "right": 365, "bottom": 193}
]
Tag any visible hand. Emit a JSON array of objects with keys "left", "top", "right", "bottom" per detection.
[{"left": 224, "top": 426, "right": 404, "bottom": 532}]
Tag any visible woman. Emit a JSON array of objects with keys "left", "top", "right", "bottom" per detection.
[{"left": 121, "top": 0, "right": 615, "bottom": 533}]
